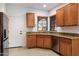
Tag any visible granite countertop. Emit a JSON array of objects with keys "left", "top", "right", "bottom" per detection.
[{"left": 27, "top": 32, "right": 79, "bottom": 39}]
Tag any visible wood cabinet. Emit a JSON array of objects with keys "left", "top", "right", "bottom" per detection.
[
  {"left": 59, "top": 38, "right": 66, "bottom": 55},
  {"left": 78, "top": 4, "right": 79, "bottom": 25},
  {"left": 64, "top": 4, "right": 78, "bottom": 26},
  {"left": 37, "top": 35, "right": 52, "bottom": 48},
  {"left": 37, "top": 36, "right": 44, "bottom": 48},
  {"left": 56, "top": 3, "right": 78, "bottom": 27},
  {"left": 72, "top": 39, "right": 79, "bottom": 56},
  {"left": 27, "top": 35, "right": 36, "bottom": 48},
  {"left": 27, "top": 33, "right": 79, "bottom": 56},
  {"left": 43, "top": 36, "right": 52, "bottom": 49},
  {"left": 56, "top": 7, "right": 64, "bottom": 27},
  {"left": 66, "top": 40, "right": 72, "bottom": 56},
  {"left": 27, "top": 34, "right": 52, "bottom": 49},
  {"left": 59, "top": 38, "right": 72, "bottom": 56},
  {"left": 26, "top": 13, "right": 35, "bottom": 27}
]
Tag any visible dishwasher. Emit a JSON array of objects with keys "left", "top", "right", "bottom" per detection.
[{"left": 52, "top": 36, "right": 59, "bottom": 53}]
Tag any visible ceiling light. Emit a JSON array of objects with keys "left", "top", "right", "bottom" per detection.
[{"left": 43, "top": 4, "right": 47, "bottom": 8}]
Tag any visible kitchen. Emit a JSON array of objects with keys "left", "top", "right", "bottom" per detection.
[
  {"left": 26, "top": 3, "right": 79, "bottom": 56},
  {"left": 0, "top": 3, "right": 79, "bottom": 56}
]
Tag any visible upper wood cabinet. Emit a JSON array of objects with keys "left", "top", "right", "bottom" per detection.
[
  {"left": 56, "top": 7, "right": 64, "bottom": 27},
  {"left": 64, "top": 4, "right": 78, "bottom": 26},
  {"left": 56, "top": 3, "right": 78, "bottom": 27},
  {"left": 78, "top": 4, "right": 79, "bottom": 25},
  {"left": 26, "top": 13, "right": 35, "bottom": 27}
]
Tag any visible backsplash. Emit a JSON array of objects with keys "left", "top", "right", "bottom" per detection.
[{"left": 55, "top": 26, "right": 79, "bottom": 33}]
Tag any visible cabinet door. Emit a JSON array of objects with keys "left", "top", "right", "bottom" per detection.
[
  {"left": 43, "top": 36, "right": 52, "bottom": 49},
  {"left": 56, "top": 7, "right": 64, "bottom": 27},
  {"left": 78, "top": 4, "right": 79, "bottom": 25},
  {"left": 64, "top": 4, "right": 78, "bottom": 26},
  {"left": 59, "top": 38, "right": 72, "bottom": 56},
  {"left": 27, "top": 13, "right": 35, "bottom": 27},
  {"left": 37, "top": 36, "right": 44, "bottom": 48},
  {"left": 66, "top": 39, "right": 72, "bottom": 56},
  {"left": 27, "top": 35, "right": 36, "bottom": 48},
  {"left": 59, "top": 38, "right": 67, "bottom": 55}
]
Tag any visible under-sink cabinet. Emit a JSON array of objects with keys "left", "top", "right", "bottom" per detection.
[{"left": 27, "top": 35, "right": 52, "bottom": 49}]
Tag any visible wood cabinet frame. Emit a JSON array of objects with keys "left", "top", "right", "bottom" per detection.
[
  {"left": 26, "top": 13, "right": 35, "bottom": 27},
  {"left": 56, "top": 3, "right": 78, "bottom": 27}
]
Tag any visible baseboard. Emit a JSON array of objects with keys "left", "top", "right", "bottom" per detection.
[{"left": 6, "top": 46, "right": 23, "bottom": 49}]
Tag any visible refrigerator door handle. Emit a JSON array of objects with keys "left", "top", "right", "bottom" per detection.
[{"left": 3, "top": 37, "right": 8, "bottom": 42}]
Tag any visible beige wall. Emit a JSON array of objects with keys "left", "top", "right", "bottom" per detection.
[{"left": 6, "top": 4, "right": 49, "bottom": 47}]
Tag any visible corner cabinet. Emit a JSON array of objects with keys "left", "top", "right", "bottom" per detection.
[
  {"left": 56, "top": 3, "right": 78, "bottom": 27},
  {"left": 26, "top": 13, "right": 35, "bottom": 27}
]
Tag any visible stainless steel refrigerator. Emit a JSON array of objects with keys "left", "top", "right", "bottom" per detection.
[{"left": 0, "top": 12, "right": 9, "bottom": 56}]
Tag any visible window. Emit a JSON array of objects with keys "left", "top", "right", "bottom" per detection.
[{"left": 37, "top": 16, "right": 48, "bottom": 32}]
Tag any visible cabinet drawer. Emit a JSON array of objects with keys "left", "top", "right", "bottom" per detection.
[
  {"left": 66, "top": 39, "right": 72, "bottom": 44},
  {"left": 27, "top": 35, "right": 36, "bottom": 38},
  {"left": 60, "top": 38, "right": 72, "bottom": 44},
  {"left": 38, "top": 35, "right": 51, "bottom": 38}
]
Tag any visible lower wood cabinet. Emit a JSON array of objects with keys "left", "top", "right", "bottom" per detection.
[
  {"left": 27, "top": 35, "right": 36, "bottom": 48},
  {"left": 37, "top": 36, "right": 44, "bottom": 48},
  {"left": 27, "top": 34, "right": 79, "bottom": 56},
  {"left": 59, "top": 38, "right": 72, "bottom": 56},
  {"left": 43, "top": 36, "right": 52, "bottom": 49},
  {"left": 27, "top": 35, "right": 52, "bottom": 49}
]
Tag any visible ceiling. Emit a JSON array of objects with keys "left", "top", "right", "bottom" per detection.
[{"left": 6, "top": 3, "right": 64, "bottom": 11}]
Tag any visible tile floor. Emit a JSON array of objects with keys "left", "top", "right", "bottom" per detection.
[{"left": 8, "top": 48, "right": 59, "bottom": 56}]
